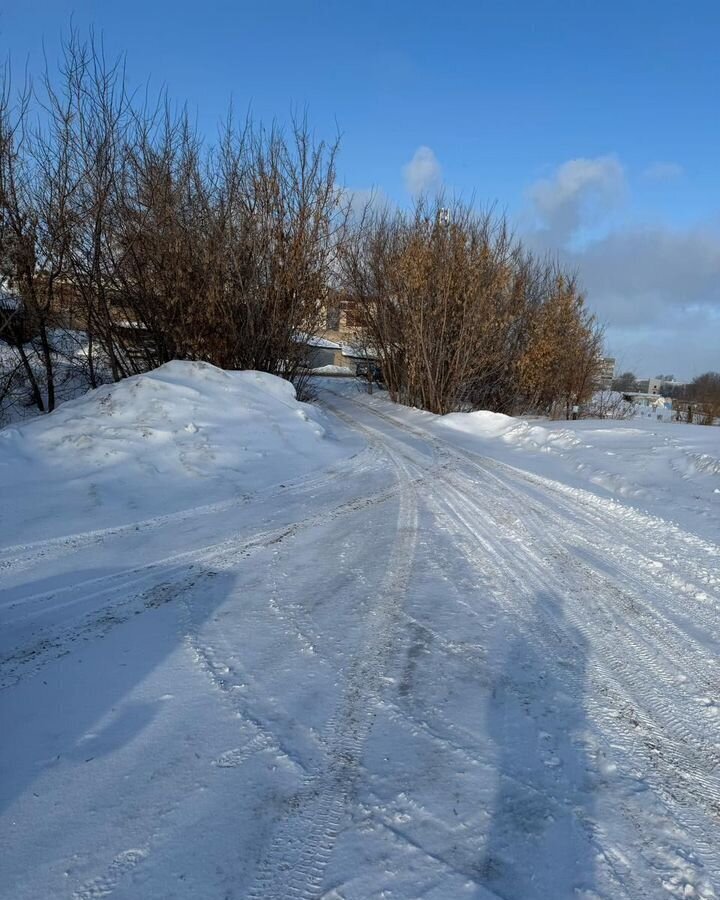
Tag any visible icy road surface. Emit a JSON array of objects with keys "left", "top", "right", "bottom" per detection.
[{"left": 1, "top": 386, "right": 719, "bottom": 899}]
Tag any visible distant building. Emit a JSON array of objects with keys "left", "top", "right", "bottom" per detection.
[
  {"left": 596, "top": 356, "right": 615, "bottom": 391},
  {"left": 323, "top": 292, "right": 364, "bottom": 345},
  {"left": 647, "top": 377, "right": 686, "bottom": 396},
  {"left": 319, "top": 292, "right": 377, "bottom": 371},
  {"left": 621, "top": 392, "right": 674, "bottom": 421}
]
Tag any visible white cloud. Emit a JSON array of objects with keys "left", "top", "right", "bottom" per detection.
[
  {"left": 568, "top": 225, "right": 720, "bottom": 325},
  {"left": 402, "top": 146, "right": 442, "bottom": 196},
  {"left": 522, "top": 155, "right": 720, "bottom": 377},
  {"left": 341, "top": 187, "right": 392, "bottom": 220},
  {"left": 528, "top": 155, "right": 625, "bottom": 243},
  {"left": 557, "top": 225, "right": 720, "bottom": 377},
  {"left": 581, "top": 227, "right": 720, "bottom": 377},
  {"left": 604, "top": 306, "right": 720, "bottom": 381},
  {"left": 642, "top": 161, "right": 684, "bottom": 181}
]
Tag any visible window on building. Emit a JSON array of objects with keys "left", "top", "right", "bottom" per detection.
[
  {"left": 326, "top": 306, "right": 340, "bottom": 330},
  {"left": 344, "top": 305, "right": 362, "bottom": 328}
]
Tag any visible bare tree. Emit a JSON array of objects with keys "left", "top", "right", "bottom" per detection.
[
  {"left": 0, "top": 68, "right": 50, "bottom": 411},
  {"left": 690, "top": 372, "right": 720, "bottom": 425},
  {"left": 612, "top": 371, "right": 638, "bottom": 392}
]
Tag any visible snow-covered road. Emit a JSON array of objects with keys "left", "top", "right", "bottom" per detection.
[{"left": 2, "top": 385, "right": 719, "bottom": 899}]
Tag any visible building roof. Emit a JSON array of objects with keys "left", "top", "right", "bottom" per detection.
[
  {"left": 294, "top": 333, "right": 342, "bottom": 350},
  {"left": 341, "top": 343, "right": 377, "bottom": 359}
]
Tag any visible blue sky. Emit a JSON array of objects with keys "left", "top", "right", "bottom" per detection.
[{"left": 3, "top": 0, "right": 720, "bottom": 378}]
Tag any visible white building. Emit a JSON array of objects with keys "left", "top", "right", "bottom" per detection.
[
  {"left": 596, "top": 357, "right": 615, "bottom": 391},
  {"left": 647, "top": 377, "right": 685, "bottom": 396}
]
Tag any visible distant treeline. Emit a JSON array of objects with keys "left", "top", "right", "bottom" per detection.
[{"left": 612, "top": 372, "right": 720, "bottom": 424}]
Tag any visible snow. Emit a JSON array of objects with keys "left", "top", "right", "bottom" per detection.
[
  {"left": 435, "top": 405, "right": 720, "bottom": 542},
  {"left": 310, "top": 364, "right": 354, "bottom": 375},
  {"left": 0, "top": 360, "right": 349, "bottom": 545},
  {"left": 442, "top": 408, "right": 584, "bottom": 448},
  {"left": 294, "top": 333, "right": 342, "bottom": 349},
  {"left": 341, "top": 342, "right": 377, "bottom": 359},
  {"left": 1, "top": 372, "right": 719, "bottom": 899},
  {"left": 0, "top": 329, "right": 106, "bottom": 426}
]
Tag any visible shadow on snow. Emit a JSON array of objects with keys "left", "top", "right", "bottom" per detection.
[{"left": 479, "top": 590, "right": 596, "bottom": 899}]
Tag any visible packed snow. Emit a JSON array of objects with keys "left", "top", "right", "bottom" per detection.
[{"left": 1, "top": 371, "right": 719, "bottom": 899}]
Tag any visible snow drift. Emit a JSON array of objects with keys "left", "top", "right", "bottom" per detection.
[
  {"left": 440, "top": 408, "right": 584, "bottom": 452},
  {"left": 0, "top": 361, "right": 347, "bottom": 544},
  {"left": 436, "top": 406, "right": 720, "bottom": 542}
]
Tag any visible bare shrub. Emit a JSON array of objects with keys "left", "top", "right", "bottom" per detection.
[
  {"left": 341, "top": 198, "right": 601, "bottom": 416},
  {"left": 1, "top": 33, "right": 348, "bottom": 412},
  {"left": 583, "top": 390, "right": 635, "bottom": 420},
  {"left": 1, "top": 29, "right": 603, "bottom": 425}
]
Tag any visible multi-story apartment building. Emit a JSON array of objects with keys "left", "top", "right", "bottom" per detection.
[{"left": 596, "top": 356, "right": 615, "bottom": 391}]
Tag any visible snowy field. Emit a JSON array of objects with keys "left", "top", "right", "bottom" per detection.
[{"left": 1, "top": 367, "right": 719, "bottom": 899}]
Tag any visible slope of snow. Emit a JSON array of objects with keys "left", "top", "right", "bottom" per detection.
[
  {"left": 0, "top": 361, "right": 350, "bottom": 545},
  {"left": 441, "top": 408, "right": 584, "bottom": 450}
]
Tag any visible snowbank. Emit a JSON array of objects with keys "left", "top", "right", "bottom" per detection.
[
  {"left": 293, "top": 333, "right": 341, "bottom": 349},
  {"left": 436, "top": 410, "right": 720, "bottom": 540},
  {"left": 441, "top": 409, "right": 583, "bottom": 452},
  {"left": 0, "top": 361, "right": 347, "bottom": 543}
]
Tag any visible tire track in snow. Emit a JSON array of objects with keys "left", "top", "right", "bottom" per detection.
[
  {"left": 245, "top": 406, "right": 420, "bottom": 900},
  {"left": 333, "top": 394, "right": 720, "bottom": 895},
  {"left": 419, "top": 463, "right": 720, "bottom": 893},
  {"left": 0, "top": 479, "right": 399, "bottom": 619},
  {"left": 326, "top": 401, "right": 652, "bottom": 898},
  {"left": 448, "top": 460, "right": 720, "bottom": 752},
  {"left": 440, "top": 471, "right": 720, "bottom": 781},
  {"left": 339, "top": 388, "right": 719, "bottom": 593},
  {"left": 0, "top": 479, "right": 404, "bottom": 687},
  {"left": 0, "top": 446, "right": 379, "bottom": 576},
  {"left": 443, "top": 462, "right": 720, "bottom": 699},
  {"left": 417, "top": 485, "right": 689, "bottom": 897},
  {"left": 348, "top": 399, "right": 720, "bottom": 771}
]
